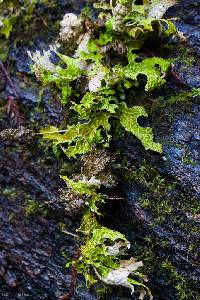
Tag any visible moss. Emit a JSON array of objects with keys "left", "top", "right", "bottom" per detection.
[
  {"left": 124, "top": 160, "right": 200, "bottom": 225},
  {"left": 2, "top": 187, "right": 19, "bottom": 198},
  {"left": 172, "top": 44, "right": 195, "bottom": 67},
  {"left": 140, "top": 196, "right": 173, "bottom": 223},
  {"left": 133, "top": 236, "right": 200, "bottom": 300},
  {"left": 122, "top": 160, "right": 200, "bottom": 298},
  {"left": 182, "top": 153, "right": 198, "bottom": 167},
  {"left": 24, "top": 199, "right": 48, "bottom": 217},
  {"left": 161, "top": 260, "right": 192, "bottom": 300}
]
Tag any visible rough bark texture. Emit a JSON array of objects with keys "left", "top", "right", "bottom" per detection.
[{"left": 0, "top": 1, "right": 200, "bottom": 300}]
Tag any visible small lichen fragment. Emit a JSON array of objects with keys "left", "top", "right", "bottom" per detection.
[
  {"left": 57, "top": 188, "right": 85, "bottom": 216},
  {"left": 94, "top": 257, "right": 145, "bottom": 294},
  {"left": 28, "top": 47, "right": 57, "bottom": 79},
  {"left": 106, "top": 240, "right": 129, "bottom": 256},
  {"left": 0, "top": 128, "right": 35, "bottom": 141},
  {"left": 88, "top": 71, "right": 105, "bottom": 92},
  {"left": 82, "top": 147, "right": 118, "bottom": 187},
  {"left": 148, "top": 0, "right": 177, "bottom": 19},
  {"left": 59, "top": 13, "right": 83, "bottom": 43}
]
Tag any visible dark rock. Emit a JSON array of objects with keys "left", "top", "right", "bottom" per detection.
[
  {"left": 175, "top": 22, "right": 200, "bottom": 56},
  {"left": 163, "top": 104, "right": 200, "bottom": 198},
  {"left": 166, "top": 0, "right": 200, "bottom": 56},
  {"left": 1, "top": 76, "right": 39, "bottom": 106},
  {"left": 4, "top": 271, "right": 18, "bottom": 288},
  {"left": 10, "top": 46, "right": 32, "bottom": 74},
  {"left": 0, "top": 266, "right": 6, "bottom": 277},
  {"left": 73, "top": 286, "right": 97, "bottom": 300},
  {"left": 172, "top": 61, "right": 200, "bottom": 89},
  {"left": 0, "top": 0, "right": 200, "bottom": 299}
]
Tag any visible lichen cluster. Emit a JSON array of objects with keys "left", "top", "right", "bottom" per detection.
[
  {"left": 28, "top": 0, "right": 179, "bottom": 298},
  {"left": 0, "top": 0, "right": 49, "bottom": 60},
  {"left": 31, "top": 0, "right": 178, "bottom": 157}
]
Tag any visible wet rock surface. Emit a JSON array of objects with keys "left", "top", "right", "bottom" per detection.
[
  {"left": 0, "top": 1, "right": 200, "bottom": 300},
  {"left": 0, "top": 186, "right": 97, "bottom": 299},
  {"left": 167, "top": 0, "right": 200, "bottom": 56},
  {"left": 0, "top": 1, "right": 97, "bottom": 299},
  {"left": 163, "top": 104, "right": 200, "bottom": 198},
  {"left": 108, "top": 2, "right": 200, "bottom": 298},
  {"left": 162, "top": 2, "right": 200, "bottom": 198}
]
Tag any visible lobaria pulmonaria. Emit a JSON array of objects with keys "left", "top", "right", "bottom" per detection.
[{"left": 29, "top": 0, "right": 178, "bottom": 298}]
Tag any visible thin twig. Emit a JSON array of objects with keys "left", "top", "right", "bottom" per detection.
[
  {"left": 0, "top": 60, "right": 19, "bottom": 98},
  {"left": 62, "top": 230, "right": 79, "bottom": 238},
  {"left": 59, "top": 247, "right": 80, "bottom": 300},
  {"left": 3, "top": 96, "right": 26, "bottom": 126},
  {"left": 36, "top": 12, "right": 48, "bottom": 27}
]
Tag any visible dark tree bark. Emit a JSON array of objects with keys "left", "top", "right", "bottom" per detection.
[{"left": 0, "top": 1, "right": 200, "bottom": 300}]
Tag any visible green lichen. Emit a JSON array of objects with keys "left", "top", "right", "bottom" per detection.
[
  {"left": 0, "top": 0, "right": 56, "bottom": 61},
  {"left": 116, "top": 52, "right": 170, "bottom": 91},
  {"left": 118, "top": 102, "right": 162, "bottom": 152},
  {"left": 41, "top": 112, "right": 111, "bottom": 158},
  {"left": 70, "top": 210, "right": 152, "bottom": 298},
  {"left": 76, "top": 222, "right": 129, "bottom": 283},
  {"left": 61, "top": 175, "right": 105, "bottom": 214},
  {"left": 41, "top": 54, "right": 84, "bottom": 104},
  {"left": 29, "top": 0, "right": 181, "bottom": 298},
  {"left": 36, "top": 0, "right": 178, "bottom": 157}
]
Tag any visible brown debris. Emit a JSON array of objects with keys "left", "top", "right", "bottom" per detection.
[
  {"left": 3, "top": 96, "right": 26, "bottom": 126},
  {"left": 57, "top": 189, "right": 85, "bottom": 217},
  {"left": 100, "top": 41, "right": 127, "bottom": 56},
  {"left": 82, "top": 147, "right": 111, "bottom": 177},
  {"left": 0, "top": 127, "right": 35, "bottom": 141},
  {"left": 82, "top": 147, "right": 118, "bottom": 187},
  {"left": 59, "top": 247, "right": 80, "bottom": 300},
  {"left": 4, "top": 271, "right": 18, "bottom": 288}
]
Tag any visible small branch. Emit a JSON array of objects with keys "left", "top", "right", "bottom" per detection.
[
  {"left": 3, "top": 96, "right": 26, "bottom": 126},
  {"left": 62, "top": 230, "right": 78, "bottom": 238},
  {"left": 0, "top": 60, "right": 19, "bottom": 98},
  {"left": 36, "top": 12, "right": 48, "bottom": 27},
  {"left": 109, "top": 196, "right": 124, "bottom": 201},
  {"left": 59, "top": 247, "right": 80, "bottom": 300}
]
